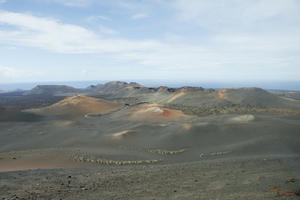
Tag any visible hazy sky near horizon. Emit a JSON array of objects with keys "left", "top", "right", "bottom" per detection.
[{"left": 0, "top": 0, "right": 300, "bottom": 84}]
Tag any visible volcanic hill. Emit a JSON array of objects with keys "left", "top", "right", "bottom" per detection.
[
  {"left": 26, "top": 94, "right": 122, "bottom": 117},
  {"left": 24, "top": 85, "right": 80, "bottom": 96}
]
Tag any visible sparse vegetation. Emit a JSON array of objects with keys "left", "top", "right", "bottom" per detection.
[
  {"left": 200, "top": 151, "right": 231, "bottom": 158},
  {"left": 72, "top": 154, "right": 161, "bottom": 165},
  {"left": 147, "top": 149, "right": 186, "bottom": 155}
]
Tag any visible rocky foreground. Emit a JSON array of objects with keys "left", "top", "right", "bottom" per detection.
[{"left": 1, "top": 157, "right": 300, "bottom": 200}]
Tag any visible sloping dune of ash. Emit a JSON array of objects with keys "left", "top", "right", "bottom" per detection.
[
  {"left": 25, "top": 94, "right": 122, "bottom": 117},
  {"left": 167, "top": 92, "right": 185, "bottom": 103},
  {"left": 129, "top": 104, "right": 193, "bottom": 121},
  {"left": 52, "top": 120, "right": 73, "bottom": 127},
  {"left": 111, "top": 130, "right": 134, "bottom": 140},
  {"left": 229, "top": 114, "right": 255, "bottom": 123}
]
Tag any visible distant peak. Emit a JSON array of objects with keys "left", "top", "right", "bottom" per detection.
[
  {"left": 105, "top": 81, "right": 128, "bottom": 86},
  {"left": 25, "top": 84, "right": 79, "bottom": 96},
  {"left": 104, "top": 81, "right": 144, "bottom": 87},
  {"left": 157, "top": 86, "right": 170, "bottom": 92},
  {"left": 223, "top": 87, "right": 266, "bottom": 92},
  {"left": 177, "top": 86, "right": 204, "bottom": 92},
  {"left": 35, "top": 85, "right": 74, "bottom": 88},
  {"left": 128, "top": 82, "right": 144, "bottom": 88}
]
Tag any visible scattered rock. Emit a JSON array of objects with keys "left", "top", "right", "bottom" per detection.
[
  {"left": 295, "top": 188, "right": 300, "bottom": 196},
  {"left": 286, "top": 178, "right": 296, "bottom": 184},
  {"left": 147, "top": 149, "right": 186, "bottom": 155},
  {"left": 257, "top": 176, "right": 264, "bottom": 182}
]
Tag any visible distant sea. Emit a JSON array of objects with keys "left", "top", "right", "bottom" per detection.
[{"left": 0, "top": 80, "right": 299, "bottom": 91}]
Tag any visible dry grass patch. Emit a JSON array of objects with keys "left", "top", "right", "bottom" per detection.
[
  {"left": 147, "top": 149, "right": 186, "bottom": 155},
  {"left": 72, "top": 154, "right": 161, "bottom": 165},
  {"left": 200, "top": 151, "right": 231, "bottom": 158}
]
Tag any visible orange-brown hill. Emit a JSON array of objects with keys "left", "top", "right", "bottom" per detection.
[
  {"left": 25, "top": 94, "right": 122, "bottom": 117},
  {"left": 129, "top": 104, "right": 193, "bottom": 121}
]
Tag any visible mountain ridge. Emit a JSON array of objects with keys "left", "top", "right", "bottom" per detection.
[{"left": 20, "top": 81, "right": 300, "bottom": 112}]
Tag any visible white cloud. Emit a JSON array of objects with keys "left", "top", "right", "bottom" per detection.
[
  {"left": 0, "top": 66, "right": 43, "bottom": 83},
  {"left": 0, "top": 66, "right": 22, "bottom": 79},
  {"left": 0, "top": 7, "right": 300, "bottom": 82},
  {"left": 131, "top": 13, "right": 148, "bottom": 20},
  {"left": 99, "top": 25, "right": 119, "bottom": 35},
  {"left": 44, "top": 0, "right": 93, "bottom": 7},
  {"left": 0, "top": 0, "right": 7, "bottom": 4},
  {"left": 174, "top": 0, "right": 300, "bottom": 31},
  {"left": 86, "top": 15, "right": 112, "bottom": 23},
  {"left": 0, "top": 10, "right": 161, "bottom": 54}
]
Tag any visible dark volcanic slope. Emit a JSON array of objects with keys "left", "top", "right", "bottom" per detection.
[
  {"left": 270, "top": 90, "right": 300, "bottom": 100},
  {"left": 82, "top": 82, "right": 300, "bottom": 109},
  {"left": 0, "top": 93, "right": 64, "bottom": 110},
  {"left": 96, "top": 81, "right": 144, "bottom": 94},
  {"left": 0, "top": 106, "right": 43, "bottom": 122},
  {"left": 24, "top": 85, "right": 80, "bottom": 96},
  {"left": 218, "top": 88, "right": 289, "bottom": 107}
]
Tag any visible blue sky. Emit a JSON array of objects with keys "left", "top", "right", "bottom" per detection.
[{"left": 0, "top": 0, "right": 300, "bottom": 84}]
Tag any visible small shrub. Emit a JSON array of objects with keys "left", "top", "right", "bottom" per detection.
[
  {"left": 147, "top": 149, "right": 186, "bottom": 155},
  {"left": 71, "top": 153, "right": 161, "bottom": 165}
]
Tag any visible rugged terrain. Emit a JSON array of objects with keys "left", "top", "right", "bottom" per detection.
[{"left": 0, "top": 81, "right": 300, "bottom": 199}]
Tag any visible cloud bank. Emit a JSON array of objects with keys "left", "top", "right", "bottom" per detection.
[{"left": 0, "top": 0, "right": 300, "bottom": 82}]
